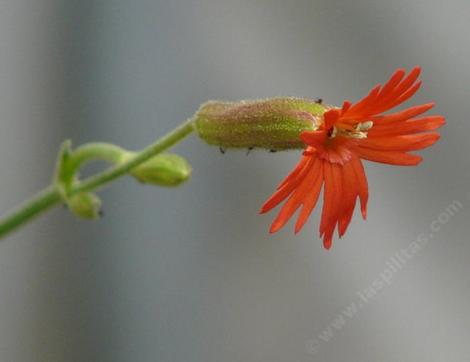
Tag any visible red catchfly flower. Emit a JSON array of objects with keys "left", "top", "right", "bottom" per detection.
[{"left": 260, "top": 67, "right": 445, "bottom": 249}]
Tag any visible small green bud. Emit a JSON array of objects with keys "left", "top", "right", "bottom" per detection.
[
  {"left": 193, "top": 97, "right": 326, "bottom": 150},
  {"left": 129, "top": 153, "right": 191, "bottom": 187},
  {"left": 67, "top": 192, "right": 102, "bottom": 220}
]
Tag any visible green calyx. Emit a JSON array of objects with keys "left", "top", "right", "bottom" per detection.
[{"left": 193, "top": 97, "right": 326, "bottom": 150}]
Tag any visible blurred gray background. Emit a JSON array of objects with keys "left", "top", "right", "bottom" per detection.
[{"left": 0, "top": 0, "right": 469, "bottom": 361}]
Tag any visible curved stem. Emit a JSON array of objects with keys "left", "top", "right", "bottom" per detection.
[
  {"left": 68, "top": 142, "right": 127, "bottom": 171},
  {"left": 0, "top": 119, "right": 194, "bottom": 239},
  {"left": 71, "top": 119, "right": 194, "bottom": 195}
]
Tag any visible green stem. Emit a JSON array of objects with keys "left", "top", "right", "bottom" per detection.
[
  {"left": 68, "top": 142, "right": 127, "bottom": 170},
  {"left": 0, "top": 119, "right": 194, "bottom": 239},
  {"left": 60, "top": 143, "right": 128, "bottom": 193},
  {"left": 0, "top": 186, "right": 62, "bottom": 238}
]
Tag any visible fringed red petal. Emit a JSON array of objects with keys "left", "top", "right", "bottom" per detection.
[
  {"left": 355, "top": 147, "right": 423, "bottom": 166},
  {"left": 368, "top": 116, "right": 445, "bottom": 136},
  {"left": 358, "top": 132, "right": 441, "bottom": 152}
]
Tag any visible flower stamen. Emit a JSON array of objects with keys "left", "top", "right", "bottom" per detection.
[{"left": 327, "top": 121, "right": 373, "bottom": 139}]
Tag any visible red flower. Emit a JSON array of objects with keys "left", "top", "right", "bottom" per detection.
[{"left": 260, "top": 67, "right": 445, "bottom": 249}]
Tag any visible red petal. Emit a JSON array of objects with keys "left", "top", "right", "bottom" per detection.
[
  {"left": 300, "top": 130, "right": 327, "bottom": 146},
  {"left": 338, "top": 162, "right": 360, "bottom": 236},
  {"left": 276, "top": 154, "right": 310, "bottom": 189},
  {"left": 390, "top": 66, "right": 421, "bottom": 100},
  {"left": 294, "top": 159, "right": 323, "bottom": 233},
  {"left": 345, "top": 84, "right": 381, "bottom": 116},
  {"left": 356, "top": 147, "right": 423, "bottom": 166},
  {"left": 371, "top": 103, "right": 435, "bottom": 125},
  {"left": 359, "top": 133, "right": 440, "bottom": 152},
  {"left": 368, "top": 116, "right": 446, "bottom": 136},
  {"left": 350, "top": 156, "right": 368, "bottom": 219},
  {"left": 374, "top": 67, "right": 421, "bottom": 110},
  {"left": 323, "top": 109, "right": 341, "bottom": 130},
  {"left": 376, "top": 68, "right": 406, "bottom": 99},
  {"left": 269, "top": 160, "right": 318, "bottom": 233},
  {"left": 320, "top": 163, "right": 343, "bottom": 249},
  {"left": 340, "top": 67, "right": 423, "bottom": 123},
  {"left": 387, "top": 81, "right": 422, "bottom": 109},
  {"left": 260, "top": 156, "right": 312, "bottom": 214},
  {"left": 342, "top": 101, "right": 352, "bottom": 112}
]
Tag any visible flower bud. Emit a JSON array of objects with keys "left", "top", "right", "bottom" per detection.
[
  {"left": 129, "top": 153, "right": 191, "bottom": 187},
  {"left": 67, "top": 192, "right": 102, "bottom": 220},
  {"left": 193, "top": 97, "right": 326, "bottom": 150}
]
